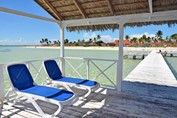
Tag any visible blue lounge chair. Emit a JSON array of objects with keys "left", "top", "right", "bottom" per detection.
[
  {"left": 6, "top": 63, "right": 78, "bottom": 117},
  {"left": 43, "top": 60, "right": 100, "bottom": 98}
]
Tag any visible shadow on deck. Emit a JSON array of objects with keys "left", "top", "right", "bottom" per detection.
[{"left": 1, "top": 81, "right": 177, "bottom": 118}]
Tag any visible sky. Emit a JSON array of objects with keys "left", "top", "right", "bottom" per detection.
[{"left": 0, "top": 0, "right": 177, "bottom": 45}]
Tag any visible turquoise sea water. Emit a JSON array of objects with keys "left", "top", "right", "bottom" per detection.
[
  {"left": 165, "top": 57, "right": 177, "bottom": 80},
  {"left": 0, "top": 46, "right": 141, "bottom": 90},
  {"left": 2, "top": 46, "right": 176, "bottom": 92}
]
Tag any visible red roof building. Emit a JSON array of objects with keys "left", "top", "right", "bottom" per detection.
[
  {"left": 110, "top": 39, "right": 131, "bottom": 46},
  {"left": 150, "top": 42, "right": 162, "bottom": 46}
]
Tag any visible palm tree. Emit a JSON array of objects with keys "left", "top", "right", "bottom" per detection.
[
  {"left": 97, "top": 35, "right": 101, "bottom": 40},
  {"left": 142, "top": 34, "right": 147, "bottom": 43},
  {"left": 42, "top": 38, "right": 45, "bottom": 43},
  {"left": 142, "top": 34, "right": 146, "bottom": 39},
  {"left": 131, "top": 37, "right": 138, "bottom": 43},
  {"left": 40, "top": 40, "right": 43, "bottom": 45},
  {"left": 155, "top": 30, "right": 163, "bottom": 41},
  {"left": 44, "top": 38, "right": 49, "bottom": 45},
  {"left": 164, "top": 36, "right": 171, "bottom": 46},
  {"left": 89, "top": 38, "right": 92, "bottom": 43},
  {"left": 125, "top": 35, "right": 130, "bottom": 40},
  {"left": 168, "top": 38, "right": 172, "bottom": 44},
  {"left": 139, "top": 37, "right": 145, "bottom": 46},
  {"left": 165, "top": 36, "right": 169, "bottom": 41},
  {"left": 93, "top": 37, "right": 97, "bottom": 46},
  {"left": 77, "top": 39, "right": 80, "bottom": 43},
  {"left": 53, "top": 41, "right": 57, "bottom": 44},
  {"left": 40, "top": 38, "right": 45, "bottom": 45},
  {"left": 146, "top": 37, "right": 151, "bottom": 43},
  {"left": 81, "top": 39, "right": 85, "bottom": 44},
  {"left": 152, "top": 37, "right": 158, "bottom": 42},
  {"left": 171, "top": 33, "right": 177, "bottom": 42},
  {"left": 135, "top": 37, "right": 138, "bottom": 44},
  {"left": 64, "top": 39, "right": 69, "bottom": 44},
  {"left": 49, "top": 41, "right": 51, "bottom": 45}
]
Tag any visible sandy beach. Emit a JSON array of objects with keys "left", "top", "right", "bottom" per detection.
[{"left": 25, "top": 46, "right": 177, "bottom": 52}]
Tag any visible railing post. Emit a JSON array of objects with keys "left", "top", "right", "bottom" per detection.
[
  {"left": 86, "top": 59, "right": 90, "bottom": 80},
  {"left": 117, "top": 21, "right": 125, "bottom": 92},
  {"left": 0, "top": 64, "right": 5, "bottom": 111},
  {"left": 60, "top": 26, "right": 65, "bottom": 76}
]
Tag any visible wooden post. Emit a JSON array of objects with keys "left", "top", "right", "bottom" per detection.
[
  {"left": 0, "top": 64, "right": 4, "bottom": 112},
  {"left": 117, "top": 22, "right": 124, "bottom": 92},
  {"left": 60, "top": 27, "right": 65, "bottom": 76},
  {"left": 86, "top": 59, "right": 90, "bottom": 80}
]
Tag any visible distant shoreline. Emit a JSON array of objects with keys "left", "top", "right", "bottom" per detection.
[
  {"left": 26, "top": 46, "right": 119, "bottom": 50},
  {"left": 25, "top": 46, "right": 177, "bottom": 52}
]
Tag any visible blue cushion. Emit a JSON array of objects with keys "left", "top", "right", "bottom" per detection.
[
  {"left": 44, "top": 60, "right": 97, "bottom": 87},
  {"left": 56, "top": 77, "right": 97, "bottom": 87},
  {"left": 7, "top": 64, "right": 34, "bottom": 90},
  {"left": 20, "top": 85, "right": 74, "bottom": 101},
  {"left": 44, "top": 60, "right": 62, "bottom": 80}
]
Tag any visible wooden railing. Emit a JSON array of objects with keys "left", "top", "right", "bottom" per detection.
[{"left": 0, "top": 57, "right": 118, "bottom": 102}]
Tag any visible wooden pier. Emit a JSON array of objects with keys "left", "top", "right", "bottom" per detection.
[
  {"left": 1, "top": 50, "right": 177, "bottom": 118},
  {"left": 124, "top": 50, "right": 177, "bottom": 59},
  {"left": 124, "top": 50, "right": 177, "bottom": 87},
  {"left": 124, "top": 54, "right": 148, "bottom": 60},
  {"left": 161, "top": 52, "right": 177, "bottom": 57}
]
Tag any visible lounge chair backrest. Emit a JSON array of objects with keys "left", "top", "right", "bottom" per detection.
[
  {"left": 7, "top": 64, "right": 34, "bottom": 90},
  {"left": 44, "top": 60, "right": 63, "bottom": 80}
]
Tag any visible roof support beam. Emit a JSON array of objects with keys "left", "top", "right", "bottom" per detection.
[
  {"left": 73, "top": 0, "right": 87, "bottom": 18},
  {"left": 106, "top": 0, "right": 115, "bottom": 15},
  {"left": 148, "top": 0, "right": 153, "bottom": 14},
  {"left": 62, "top": 10, "right": 177, "bottom": 27},
  {"left": 0, "top": 7, "right": 61, "bottom": 24},
  {"left": 42, "top": 0, "right": 63, "bottom": 20},
  {"left": 1, "top": 6, "right": 176, "bottom": 29}
]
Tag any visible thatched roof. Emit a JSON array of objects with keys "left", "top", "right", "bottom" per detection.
[{"left": 35, "top": 0, "right": 177, "bottom": 31}]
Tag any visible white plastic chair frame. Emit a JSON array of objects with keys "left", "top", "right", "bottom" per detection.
[
  {"left": 0, "top": 99, "right": 3, "bottom": 118},
  {"left": 43, "top": 60, "right": 100, "bottom": 99},
  {"left": 5, "top": 63, "right": 78, "bottom": 118}
]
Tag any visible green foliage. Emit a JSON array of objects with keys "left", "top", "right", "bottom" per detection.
[
  {"left": 39, "top": 32, "right": 177, "bottom": 47},
  {"left": 96, "top": 40, "right": 104, "bottom": 46},
  {"left": 125, "top": 35, "right": 130, "bottom": 40}
]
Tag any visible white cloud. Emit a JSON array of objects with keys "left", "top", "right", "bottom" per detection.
[
  {"left": 129, "top": 32, "right": 155, "bottom": 39},
  {"left": 51, "top": 38, "right": 59, "bottom": 41},
  {"left": 0, "top": 39, "right": 12, "bottom": 45},
  {"left": 83, "top": 32, "right": 116, "bottom": 43},
  {"left": 15, "top": 38, "right": 24, "bottom": 43},
  {"left": 33, "top": 40, "right": 41, "bottom": 45},
  {"left": 83, "top": 32, "right": 97, "bottom": 41},
  {"left": 0, "top": 38, "right": 34, "bottom": 45},
  {"left": 100, "top": 35, "right": 114, "bottom": 43}
]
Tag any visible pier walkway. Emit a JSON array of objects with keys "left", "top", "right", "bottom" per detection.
[{"left": 124, "top": 50, "right": 177, "bottom": 87}]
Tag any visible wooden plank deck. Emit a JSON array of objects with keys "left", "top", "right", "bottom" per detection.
[
  {"left": 124, "top": 50, "right": 177, "bottom": 87},
  {"left": 1, "top": 86, "right": 177, "bottom": 118},
  {"left": 1, "top": 50, "right": 177, "bottom": 118}
]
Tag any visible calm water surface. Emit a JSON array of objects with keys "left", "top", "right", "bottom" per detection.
[
  {"left": 165, "top": 57, "right": 177, "bottom": 80},
  {"left": 0, "top": 46, "right": 141, "bottom": 90},
  {"left": 1, "top": 47, "right": 177, "bottom": 92}
]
